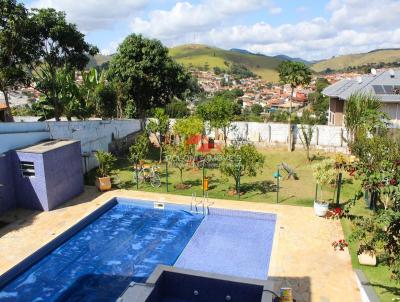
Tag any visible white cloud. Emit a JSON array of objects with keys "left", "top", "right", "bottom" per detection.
[
  {"left": 29, "top": 0, "right": 149, "bottom": 31},
  {"left": 268, "top": 6, "right": 282, "bottom": 15},
  {"left": 128, "top": 0, "right": 400, "bottom": 60}
]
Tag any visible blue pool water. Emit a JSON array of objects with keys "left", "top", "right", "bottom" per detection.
[
  {"left": 0, "top": 202, "right": 203, "bottom": 302},
  {"left": 175, "top": 208, "right": 276, "bottom": 280}
]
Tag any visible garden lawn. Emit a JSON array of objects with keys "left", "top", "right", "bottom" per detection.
[{"left": 88, "top": 147, "right": 358, "bottom": 206}]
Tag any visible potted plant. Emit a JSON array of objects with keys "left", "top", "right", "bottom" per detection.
[
  {"left": 312, "top": 159, "right": 336, "bottom": 217},
  {"left": 95, "top": 150, "right": 116, "bottom": 191}
]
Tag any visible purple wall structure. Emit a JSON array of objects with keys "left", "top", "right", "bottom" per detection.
[
  {"left": 0, "top": 140, "right": 84, "bottom": 214},
  {"left": 0, "top": 152, "right": 16, "bottom": 214}
]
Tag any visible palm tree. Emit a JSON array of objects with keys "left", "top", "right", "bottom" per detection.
[
  {"left": 278, "top": 61, "right": 312, "bottom": 151},
  {"left": 344, "top": 92, "right": 385, "bottom": 145}
]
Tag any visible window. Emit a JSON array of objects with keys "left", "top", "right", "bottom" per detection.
[{"left": 20, "top": 161, "right": 35, "bottom": 177}]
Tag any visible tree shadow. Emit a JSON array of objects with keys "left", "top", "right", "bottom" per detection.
[
  {"left": 366, "top": 282, "right": 400, "bottom": 298},
  {"left": 241, "top": 180, "right": 277, "bottom": 194}
]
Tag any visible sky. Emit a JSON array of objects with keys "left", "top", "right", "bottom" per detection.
[{"left": 23, "top": 0, "right": 400, "bottom": 61}]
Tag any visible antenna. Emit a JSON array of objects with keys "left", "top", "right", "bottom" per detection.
[
  {"left": 371, "top": 68, "right": 377, "bottom": 75},
  {"left": 357, "top": 76, "right": 362, "bottom": 84},
  {"left": 389, "top": 69, "right": 395, "bottom": 78}
]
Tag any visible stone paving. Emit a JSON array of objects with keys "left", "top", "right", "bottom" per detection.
[{"left": 0, "top": 188, "right": 361, "bottom": 301}]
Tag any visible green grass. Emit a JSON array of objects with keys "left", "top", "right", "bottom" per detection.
[
  {"left": 169, "top": 44, "right": 281, "bottom": 82},
  {"left": 88, "top": 148, "right": 356, "bottom": 206},
  {"left": 312, "top": 49, "right": 400, "bottom": 72},
  {"left": 341, "top": 201, "right": 400, "bottom": 301}
]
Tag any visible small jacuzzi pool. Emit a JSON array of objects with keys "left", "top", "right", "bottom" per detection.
[{"left": 118, "top": 265, "right": 276, "bottom": 302}]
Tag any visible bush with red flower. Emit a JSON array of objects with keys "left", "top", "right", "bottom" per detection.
[{"left": 332, "top": 239, "right": 349, "bottom": 251}]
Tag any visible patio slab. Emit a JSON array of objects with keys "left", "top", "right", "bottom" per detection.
[{"left": 0, "top": 188, "right": 361, "bottom": 301}]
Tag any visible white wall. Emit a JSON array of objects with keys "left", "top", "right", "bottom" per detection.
[
  {"left": 0, "top": 119, "right": 142, "bottom": 170},
  {"left": 222, "top": 121, "right": 347, "bottom": 149}
]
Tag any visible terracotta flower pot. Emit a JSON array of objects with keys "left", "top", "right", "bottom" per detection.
[{"left": 95, "top": 176, "right": 112, "bottom": 191}]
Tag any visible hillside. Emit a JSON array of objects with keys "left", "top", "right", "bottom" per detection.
[
  {"left": 312, "top": 49, "right": 400, "bottom": 72},
  {"left": 87, "top": 54, "right": 114, "bottom": 69},
  {"left": 169, "top": 44, "right": 282, "bottom": 81}
]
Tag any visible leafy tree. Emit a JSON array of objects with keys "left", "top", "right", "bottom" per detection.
[
  {"left": 29, "top": 8, "right": 98, "bottom": 121},
  {"left": 312, "top": 159, "right": 336, "bottom": 202},
  {"left": 173, "top": 115, "right": 204, "bottom": 140},
  {"left": 173, "top": 115, "right": 204, "bottom": 157},
  {"left": 79, "top": 68, "right": 100, "bottom": 118},
  {"left": 129, "top": 133, "right": 149, "bottom": 165},
  {"left": 299, "top": 109, "right": 315, "bottom": 161},
  {"left": 166, "top": 99, "right": 189, "bottom": 118},
  {"left": 229, "top": 63, "right": 256, "bottom": 79},
  {"left": 147, "top": 108, "right": 169, "bottom": 162},
  {"left": 107, "top": 34, "right": 192, "bottom": 117},
  {"left": 196, "top": 96, "right": 236, "bottom": 146},
  {"left": 214, "top": 89, "right": 244, "bottom": 100},
  {"left": 219, "top": 143, "right": 265, "bottom": 192},
  {"left": 0, "top": 0, "right": 36, "bottom": 121},
  {"left": 278, "top": 61, "right": 312, "bottom": 151},
  {"left": 251, "top": 104, "right": 263, "bottom": 116},
  {"left": 95, "top": 81, "right": 117, "bottom": 118},
  {"left": 165, "top": 143, "right": 188, "bottom": 184},
  {"left": 344, "top": 92, "right": 386, "bottom": 147}
]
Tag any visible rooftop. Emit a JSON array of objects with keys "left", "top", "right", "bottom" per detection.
[
  {"left": 322, "top": 69, "right": 400, "bottom": 102},
  {"left": 17, "top": 139, "right": 79, "bottom": 154}
]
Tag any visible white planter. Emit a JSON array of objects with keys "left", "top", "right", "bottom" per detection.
[
  {"left": 314, "top": 201, "right": 329, "bottom": 217},
  {"left": 358, "top": 251, "right": 377, "bottom": 266}
]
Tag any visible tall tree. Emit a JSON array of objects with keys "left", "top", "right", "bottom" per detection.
[
  {"left": 278, "top": 61, "right": 312, "bottom": 151},
  {"left": 344, "top": 92, "right": 385, "bottom": 147},
  {"left": 30, "top": 8, "right": 98, "bottom": 120},
  {"left": 196, "top": 96, "right": 236, "bottom": 146},
  {"left": 107, "top": 34, "right": 193, "bottom": 117},
  {"left": 0, "top": 0, "right": 35, "bottom": 121},
  {"left": 147, "top": 108, "right": 170, "bottom": 162}
]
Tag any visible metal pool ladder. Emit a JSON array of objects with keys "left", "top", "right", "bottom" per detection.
[{"left": 190, "top": 192, "right": 213, "bottom": 216}]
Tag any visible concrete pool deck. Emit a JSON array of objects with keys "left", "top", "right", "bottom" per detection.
[{"left": 0, "top": 188, "right": 361, "bottom": 302}]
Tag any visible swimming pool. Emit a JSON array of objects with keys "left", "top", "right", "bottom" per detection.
[{"left": 0, "top": 198, "right": 276, "bottom": 301}]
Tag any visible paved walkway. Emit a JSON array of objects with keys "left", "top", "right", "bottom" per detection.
[{"left": 0, "top": 188, "right": 361, "bottom": 301}]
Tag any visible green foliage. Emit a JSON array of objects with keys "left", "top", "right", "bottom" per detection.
[
  {"left": 214, "top": 88, "right": 244, "bottom": 100},
  {"left": 312, "top": 159, "right": 336, "bottom": 201},
  {"left": 299, "top": 110, "right": 315, "bottom": 161},
  {"left": 219, "top": 143, "right": 265, "bottom": 190},
  {"left": 165, "top": 143, "right": 189, "bottom": 184},
  {"left": 147, "top": 108, "right": 170, "bottom": 162},
  {"left": 173, "top": 116, "right": 204, "bottom": 140},
  {"left": 229, "top": 63, "right": 256, "bottom": 79},
  {"left": 165, "top": 100, "right": 189, "bottom": 118},
  {"left": 107, "top": 34, "right": 193, "bottom": 117},
  {"left": 0, "top": 0, "right": 36, "bottom": 120},
  {"left": 95, "top": 81, "right": 117, "bottom": 118},
  {"left": 196, "top": 96, "right": 236, "bottom": 145},
  {"left": 95, "top": 150, "right": 116, "bottom": 177},
  {"left": 251, "top": 104, "right": 264, "bottom": 116},
  {"left": 32, "top": 67, "right": 101, "bottom": 120},
  {"left": 30, "top": 8, "right": 98, "bottom": 120},
  {"left": 129, "top": 133, "right": 149, "bottom": 164},
  {"left": 278, "top": 61, "right": 312, "bottom": 89},
  {"left": 124, "top": 100, "right": 136, "bottom": 118},
  {"left": 344, "top": 92, "right": 386, "bottom": 146}
]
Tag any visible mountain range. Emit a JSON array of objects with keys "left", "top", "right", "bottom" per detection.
[{"left": 89, "top": 44, "right": 400, "bottom": 81}]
